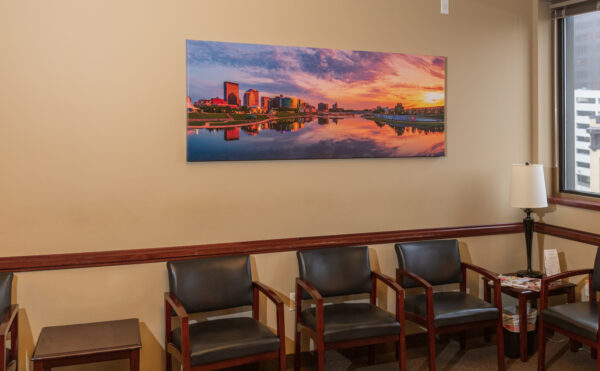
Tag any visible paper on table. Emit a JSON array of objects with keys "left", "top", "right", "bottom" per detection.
[{"left": 544, "top": 249, "right": 561, "bottom": 277}]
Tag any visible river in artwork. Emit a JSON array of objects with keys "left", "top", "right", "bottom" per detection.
[{"left": 186, "top": 115, "right": 444, "bottom": 161}]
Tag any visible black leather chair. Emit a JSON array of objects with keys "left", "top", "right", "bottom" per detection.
[
  {"left": 164, "top": 256, "right": 285, "bottom": 371},
  {"left": 0, "top": 273, "right": 17, "bottom": 371},
  {"left": 294, "top": 246, "right": 405, "bottom": 371},
  {"left": 538, "top": 246, "right": 600, "bottom": 370},
  {"left": 395, "top": 240, "right": 504, "bottom": 371}
]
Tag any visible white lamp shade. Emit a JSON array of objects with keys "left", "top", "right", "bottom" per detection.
[{"left": 510, "top": 164, "right": 548, "bottom": 209}]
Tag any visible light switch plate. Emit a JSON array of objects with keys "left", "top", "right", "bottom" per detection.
[{"left": 441, "top": 0, "right": 449, "bottom": 15}]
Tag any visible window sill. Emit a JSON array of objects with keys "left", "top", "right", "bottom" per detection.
[{"left": 547, "top": 195, "right": 600, "bottom": 212}]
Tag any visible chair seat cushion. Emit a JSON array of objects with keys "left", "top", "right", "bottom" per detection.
[
  {"left": 542, "top": 302, "right": 599, "bottom": 341},
  {"left": 405, "top": 291, "right": 499, "bottom": 328},
  {"left": 171, "top": 317, "right": 280, "bottom": 366},
  {"left": 301, "top": 303, "right": 401, "bottom": 343}
]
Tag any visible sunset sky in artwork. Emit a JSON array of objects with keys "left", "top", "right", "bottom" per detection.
[{"left": 187, "top": 40, "right": 445, "bottom": 110}]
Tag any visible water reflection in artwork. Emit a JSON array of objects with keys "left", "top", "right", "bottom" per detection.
[{"left": 187, "top": 116, "right": 444, "bottom": 161}]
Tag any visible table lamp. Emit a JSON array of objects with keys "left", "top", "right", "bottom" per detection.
[{"left": 510, "top": 163, "right": 547, "bottom": 278}]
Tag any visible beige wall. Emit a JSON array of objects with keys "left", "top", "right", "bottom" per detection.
[{"left": 0, "top": 0, "right": 537, "bottom": 370}]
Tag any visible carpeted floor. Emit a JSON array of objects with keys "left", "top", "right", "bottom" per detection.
[{"left": 249, "top": 332, "right": 596, "bottom": 370}]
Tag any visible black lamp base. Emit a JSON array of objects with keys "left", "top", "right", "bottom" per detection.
[{"left": 516, "top": 269, "right": 543, "bottom": 279}]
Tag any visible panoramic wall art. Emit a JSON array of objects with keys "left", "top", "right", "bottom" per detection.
[{"left": 186, "top": 40, "right": 446, "bottom": 161}]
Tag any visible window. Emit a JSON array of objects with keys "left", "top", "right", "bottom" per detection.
[
  {"left": 557, "top": 4, "right": 600, "bottom": 196},
  {"left": 577, "top": 148, "right": 590, "bottom": 155},
  {"left": 577, "top": 174, "right": 591, "bottom": 187},
  {"left": 576, "top": 97, "right": 596, "bottom": 104}
]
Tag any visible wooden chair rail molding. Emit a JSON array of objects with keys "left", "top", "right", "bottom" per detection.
[
  {"left": 0, "top": 223, "right": 522, "bottom": 273},
  {"left": 534, "top": 223, "right": 600, "bottom": 246}
]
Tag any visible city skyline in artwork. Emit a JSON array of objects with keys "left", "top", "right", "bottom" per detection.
[
  {"left": 186, "top": 40, "right": 446, "bottom": 161},
  {"left": 187, "top": 40, "right": 445, "bottom": 111}
]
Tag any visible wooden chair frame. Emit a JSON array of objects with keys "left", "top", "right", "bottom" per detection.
[
  {"left": 538, "top": 268, "right": 598, "bottom": 370},
  {"left": 164, "top": 282, "right": 285, "bottom": 371},
  {"left": 396, "top": 262, "right": 505, "bottom": 371},
  {"left": 0, "top": 304, "right": 18, "bottom": 371},
  {"left": 294, "top": 271, "right": 406, "bottom": 371}
]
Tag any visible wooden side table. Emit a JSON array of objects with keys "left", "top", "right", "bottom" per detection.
[
  {"left": 31, "top": 318, "right": 142, "bottom": 371},
  {"left": 482, "top": 275, "right": 576, "bottom": 362}
]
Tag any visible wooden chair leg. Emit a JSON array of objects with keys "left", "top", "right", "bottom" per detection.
[
  {"left": 294, "top": 329, "right": 301, "bottom": 371},
  {"left": 317, "top": 335, "right": 325, "bottom": 371},
  {"left": 596, "top": 346, "right": 600, "bottom": 370},
  {"left": 279, "top": 342, "right": 286, "bottom": 371},
  {"left": 165, "top": 351, "right": 172, "bottom": 371},
  {"left": 538, "top": 322, "right": 546, "bottom": 371},
  {"left": 459, "top": 331, "right": 466, "bottom": 350},
  {"left": 427, "top": 328, "right": 437, "bottom": 371},
  {"left": 10, "top": 312, "right": 17, "bottom": 366},
  {"left": 399, "top": 335, "right": 406, "bottom": 371},
  {"left": 368, "top": 345, "right": 375, "bottom": 364},
  {"left": 593, "top": 348, "right": 598, "bottom": 359},
  {"left": 496, "top": 319, "right": 505, "bottom": 371}
]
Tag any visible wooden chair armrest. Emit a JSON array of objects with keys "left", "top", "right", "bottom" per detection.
[
  {"left": 0, "top": 304, "right": 18, "bottom": 337},
  {"left": 372, "top": 271, "right": 405, "bottom": 325},
  {"left": 396, "top": 269, "right": 433, "bottom": 290},
  {"left": 462, "top": 262, "right": 500, "bottom": 284},
  {"left": 396, "top": 269, "right": 434, "bottom": 321},
  {"left": 296, "top": 278, "right": 323, "bottom": 302},
  {"left": 461, "top": 263, "right": 502, "bottom": 310},
  {"left": 253, "top": 281, "right": 284, "bottom": 306},
  {"left": 540, "top": 268, "right": 594, "bottom": 310},
  {"left": 164, "top": 292, "right": 189, "bottom": 319},
  {"left": 296, "top": 278, "right": 324, "bottom": 333},
  {"left": 253, "top": 281, "right": 285, "bottom": 344},
  {"left": 543, "top": 269, "right": 594, "bottom": 284},
  {"left": 372, "top": 271, "right": 404, "bottom": 295}
]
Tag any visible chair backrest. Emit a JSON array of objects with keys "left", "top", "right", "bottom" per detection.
[
  {"left": 297, "top": 246, "right": 372, "bottom": 299},
  {"left": 0, "top": 273, "right": 12, "bottom": 317},
  {"left": 590, "top": 246, "right": 600, "bottom": 291},
  {"left": 167, "top": 255, "right": 253, "bottom": 313},
  {"left": 395, "top": 239, "right": 462, "bottom": 288}
]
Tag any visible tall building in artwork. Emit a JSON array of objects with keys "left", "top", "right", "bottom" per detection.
[
  {"left": 318, "top": 103, "right": 329, "bottom": 112},
  {"left": 243, "top": 89, "right": 259, "bottom": 107},
  {"left": 261, "top": 96, "right": 270, "bottom": 110},
  {"left": 224, "top": 82, "right": 240, "bottom": 106},
  {"left": 271, "top": 95, "right": 283, "bottom": 109},
  {"left": 281, "top": 97, "right": 299, "bottom": 109}
]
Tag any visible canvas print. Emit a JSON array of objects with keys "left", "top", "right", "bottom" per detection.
[{"left": 186, "top": 40, "right": 446, "bottom": 161}]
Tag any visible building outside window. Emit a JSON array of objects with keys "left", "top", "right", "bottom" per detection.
[{"left": 557, "top": 4, "right": 600, "bottom": 196}]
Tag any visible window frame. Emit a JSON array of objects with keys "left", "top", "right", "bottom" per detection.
[{"left": 552, "top": 10, "right": 600, "bottom": 208}]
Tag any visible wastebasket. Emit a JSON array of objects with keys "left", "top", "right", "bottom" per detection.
[{"left": 502, "top": 304, "right": 537, "bottom": 359}]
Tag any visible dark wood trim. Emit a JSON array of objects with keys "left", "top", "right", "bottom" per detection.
[
  {"left": 0, "top": 223, "right": 522, "bottom": 273},
  {"left": 548, "top": 195, "right": 600, "bottom": 212},
  {"left": 534, "top": 222, "right": 600, "bottom": 246}
]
